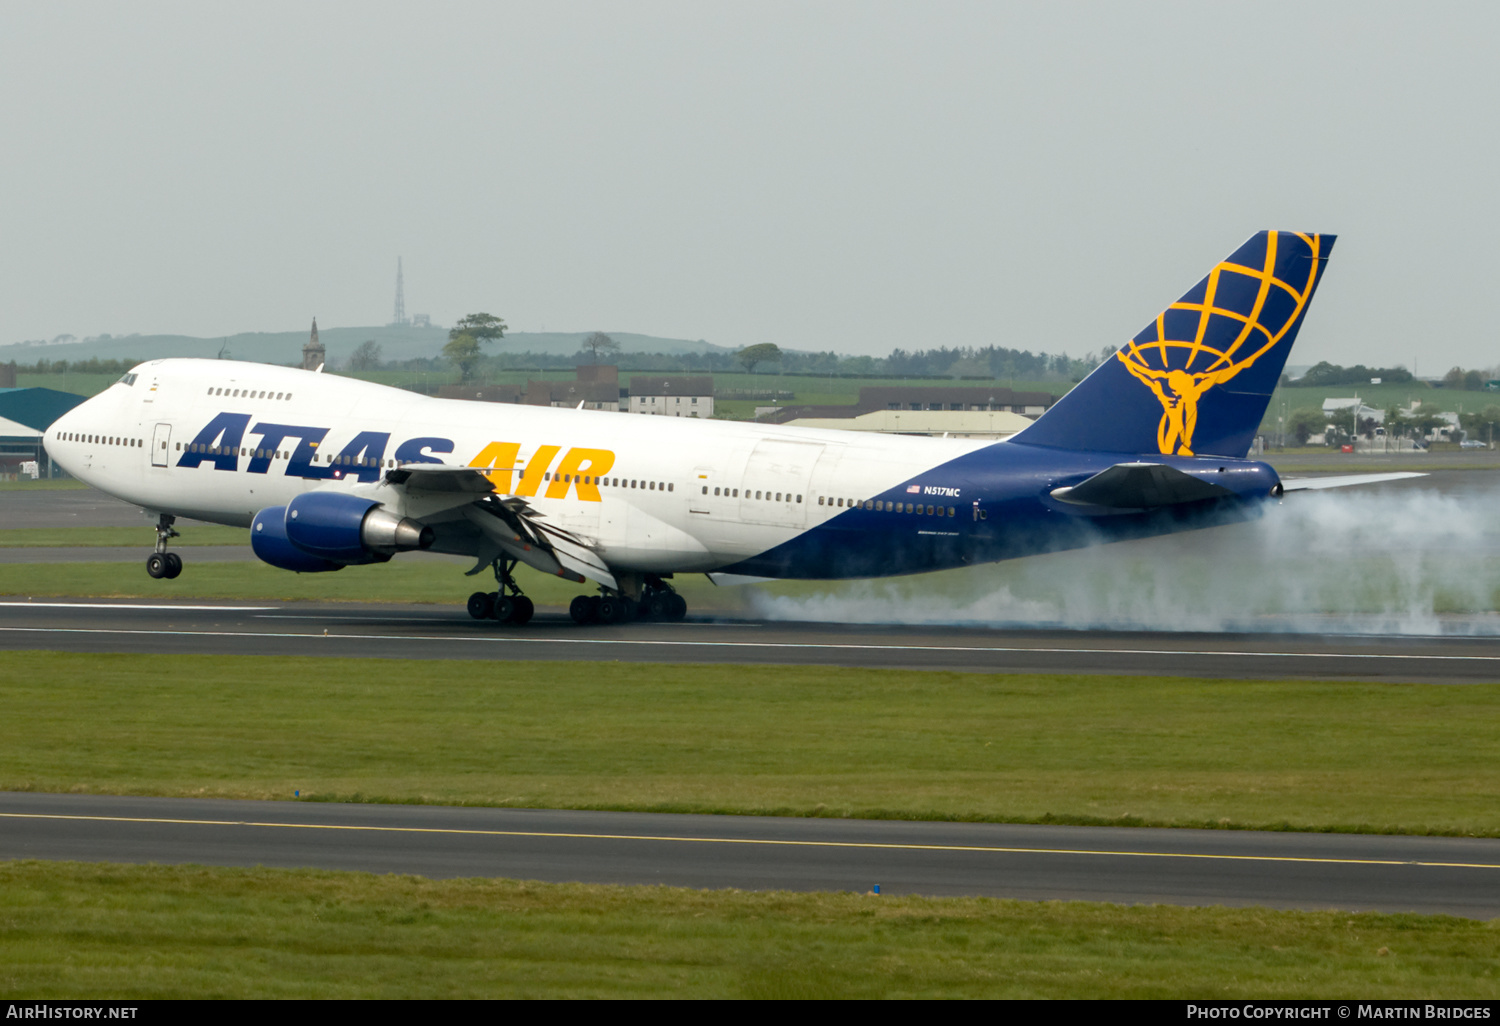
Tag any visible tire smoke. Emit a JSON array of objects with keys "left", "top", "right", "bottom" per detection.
[{"left": 747, "top": 484, "right": 1500, "bottom": 635}]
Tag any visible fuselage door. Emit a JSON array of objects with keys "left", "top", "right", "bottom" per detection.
[
  {"left": 151, "top": 423, "right": 171, "bottom": 468},
  {"left": 738, "top": 439, "right": 824, "bottom": 528},
  {"left": 689, "top": 465, "right": 714, "bottom": 514}
]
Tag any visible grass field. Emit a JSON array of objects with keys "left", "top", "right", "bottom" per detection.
[
  {"left": 0, "top": 524, "right": 249, "bottom": 547},
  {"left": 3, "top": 653, "right": 1499, "bottom": 834},
  {"left": 3, "top": 861, "right": 1495, "bottom": 998},
  {"left": 0, "top": 477, "right": 89, "bottom": 491}
]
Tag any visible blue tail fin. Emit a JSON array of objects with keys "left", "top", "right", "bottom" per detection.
[{"left": 1013, "top": 231, "right": 1335, "bottom": 458}]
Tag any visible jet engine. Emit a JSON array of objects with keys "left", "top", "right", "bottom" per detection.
[{"left": 251, "top": 492, "right": 433, "bottom": 573}]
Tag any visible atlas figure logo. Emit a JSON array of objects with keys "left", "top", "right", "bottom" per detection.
[{"left": 1116, "top": 231, "right": 1325, "bottom": 456}]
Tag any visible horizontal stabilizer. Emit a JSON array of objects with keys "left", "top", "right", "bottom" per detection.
[
  {"left": 1050, "top": 462, "right": 1234, "bottom": 509},
  {"left": 1280, "top": 472, "right": 1425, "bottom": 492}
]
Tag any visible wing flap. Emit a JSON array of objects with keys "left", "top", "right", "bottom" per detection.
[{"left": 462, "top": 497, "right": 617, "bottom": 590}]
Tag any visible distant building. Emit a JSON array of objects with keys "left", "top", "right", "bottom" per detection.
[
  {"left": 436, "top": 384, "right": 523, "bottom": 404},
  {"left": 526, "top": 363, "right": 621, "bottom": 410},
  {"left": 628, "top": 376, "right": 714, "bottom": 417},
  {"left": 1, "top": 386, "right": 87, "bottom": 478},
  {"left": 301, "top": 318, "right": 325, "bottom": 371},
  {"left": 437, "top": 365, "right": 623, "bottom": 411},
  {"left": 776, "top": 408, "right": 1035, "bottom": 439},
  {"left": 759, "top": 385, "right": 1055, "bottom": 434},
  {"left": 1322, "top": 397, "right": 1384, "bottom": 424}
]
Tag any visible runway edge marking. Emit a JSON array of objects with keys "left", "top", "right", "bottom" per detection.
[
  {"left": 3, "top": 812, "right": 1497, "bottom": 870},
  {"left": 4, "top": 625, "right": 1500, "bottom": 663}
]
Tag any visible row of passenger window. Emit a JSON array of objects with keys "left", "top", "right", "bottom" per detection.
[
  {"left": 825, "top": 496, "right": 958, "bottom": 516},
  {"left": 706, "top": 486, "right": 804, "bottom": 502},
  {"left": 543, "top": 473, "right": 672, "bottom": 491},
  {"left": 207, "top": 386, "right": 293, "bottom": 401},
  {"left": 58, "top": 432, "right": 142, "bottom": 448},
  {"left": 697, "top": 484, "right": 959, "bottom": 518}
]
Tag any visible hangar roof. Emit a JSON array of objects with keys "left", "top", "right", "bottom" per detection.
[{"left": 0, "top": 387, "right": 87, "bottom": 435}]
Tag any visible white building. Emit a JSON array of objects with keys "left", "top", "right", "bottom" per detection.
[{"left": 629, "top": 376, "right": 714, "bottom": 418}]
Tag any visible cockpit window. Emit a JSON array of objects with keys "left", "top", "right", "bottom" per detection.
[{"left": 117, "top": 373, "right": 138, "bottom": 386}]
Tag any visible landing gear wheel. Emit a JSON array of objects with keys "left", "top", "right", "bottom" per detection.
[
  {"left": 668, "top": 593, "right": 687, "bottom": 621},
  {"left": 467, "top": 591, "right": 495, "bottom": 620},
  {"left": 570, "top": 595, "right": 596, "bottom": 625},
  {"left": 478, "top": 556, "right": 536, "bottom": 627},
  {"left": 646, "top": 593, "right": 672, "bottom": 621},
  {"left": 148, "top": 513, "right": 181, "bottom": 580},
  {"left": 597, "top": 596, "right": 622, "bottom": 623}
]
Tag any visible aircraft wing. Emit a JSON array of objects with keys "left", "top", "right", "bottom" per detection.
[
  {"left": 1050, "top": 462, "right": 1234, "bottom": 510},
  {"left": 1279, "top": 472, "right": 1426, "bottom": 492},
  {"left": 384, "top": 465, "right": 496, "bottom": 494},
  {"left": 379, "top": 465, "right": 618, "bottom": 590}
]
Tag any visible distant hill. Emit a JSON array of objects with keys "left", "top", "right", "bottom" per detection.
[{"left": 0, "top": 328, "right": 736, "bottom": 367}]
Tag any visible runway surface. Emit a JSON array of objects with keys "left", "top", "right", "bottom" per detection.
[
  {"left": 4, "top": 792, "right": 1497, "bottom": 917},
  {"left": 1, "top": 597, "right": 1498, "bottom": 680}
]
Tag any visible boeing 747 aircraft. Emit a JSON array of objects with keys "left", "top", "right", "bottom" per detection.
[{"left": 44, "top": 231, "right": 1408, "bottom": 625}]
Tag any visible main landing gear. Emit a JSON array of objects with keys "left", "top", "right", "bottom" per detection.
[
  {"left": 569, "top": 576, "right": 687, "bottom": 625},
  {"left": 467, "top": 556, "right": 535, "bottom": 625},
  {"left": 145, "top": 513, "right": 182, "bottom": 580}
]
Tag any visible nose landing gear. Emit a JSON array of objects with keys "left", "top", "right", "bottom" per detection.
[{"left": 145, "top": 514, "right": 182, "bottom": 579}]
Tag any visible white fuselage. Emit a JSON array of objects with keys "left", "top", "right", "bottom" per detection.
[{"left": 46, "top": 359, "right": 993, "bottom": 576}]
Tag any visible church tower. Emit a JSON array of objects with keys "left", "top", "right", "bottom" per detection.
[{"left": 302, "top": 317, "right": 325, "bottom": 371}]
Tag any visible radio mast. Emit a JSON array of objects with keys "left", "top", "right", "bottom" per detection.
[{"left": 392, "top": 257, "right": 407, "bottom": 327}]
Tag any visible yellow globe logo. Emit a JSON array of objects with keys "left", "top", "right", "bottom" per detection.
[{"left": 1116, "top": 231, "right": 1326, "bottom": 455}]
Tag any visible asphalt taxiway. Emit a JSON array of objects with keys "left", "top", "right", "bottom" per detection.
[
  {"left": 5, "top": 792, "right": 1499, "bottom": 917},
  {"left": 3, "top": 598, "right": 1500, "bottom": 680}
]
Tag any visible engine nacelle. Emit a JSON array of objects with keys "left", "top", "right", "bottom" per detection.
[
  {"left": 251, "top": 506, "right": 344, "bottom": 573},
  {"left": 284, "top": 491, "right": 434, "bottom": 563},
  {"left": 250, "top": 493, "right": 434, "bottom": 572}
]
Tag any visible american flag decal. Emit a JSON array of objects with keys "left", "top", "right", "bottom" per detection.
[{"left": 906, "top": 485, "right": 921, "bottom": 493}]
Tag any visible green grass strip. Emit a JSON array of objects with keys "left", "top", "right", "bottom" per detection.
[
  {"left": 0, "top": 478, "right": 89, "bottom": 491},
  {"left": 0, "top": 524, "right": 250, "bottom": 547},
  {"left": 4, "top": 653, "right": 1500, "bottom": 835},
  {"left": 3, "top": 861, "right": 1496, "bottom": 998}
]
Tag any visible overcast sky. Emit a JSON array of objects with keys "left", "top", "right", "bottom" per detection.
[{"left": 2, "top": 1, "right": 1495, "bottom": 370}]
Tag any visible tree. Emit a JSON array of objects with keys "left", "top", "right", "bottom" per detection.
[
  {"left": 737, "top": 343, "right": 782, "bottom": 374},
  {"left": 450, "top": 312, "right": 507, "bottom": 344},
  {"left": 1287, "top": 407, "right": 1327, "bottom": 445},
  {"left": 347, "top": 339, "right": 383, "bottom": 372},
  {"left": 581, "top": 331, "right": 620, "bottom": 363},
  {"left": 446, "top": 312, "right": 507, "bottom": 383},
  {"left": 1444, "top": 366, "right": 1467, "bottom": 390},
  {"left": 443, "top": 333, "right": 483, "bottom": 382}
]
